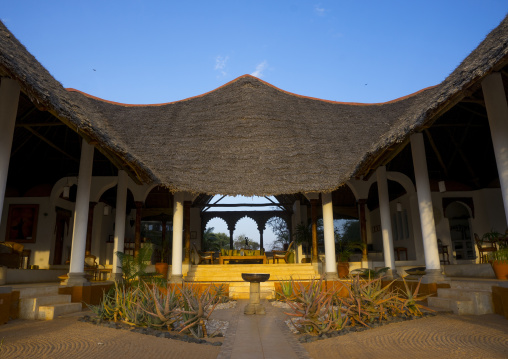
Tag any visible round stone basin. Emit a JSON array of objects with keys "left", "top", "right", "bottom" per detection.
[{"left": 241, "top": 273, "right": 270, "bottom": 282}]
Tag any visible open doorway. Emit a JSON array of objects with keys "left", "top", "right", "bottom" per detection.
[{"left": 445, "top": 201, "right": 474, "bottom": 260}]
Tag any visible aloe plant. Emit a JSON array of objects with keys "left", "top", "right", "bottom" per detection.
[
  {"left": 396, "top": 277, "right": 433, "bottom": 317},
  {"left": 176, "top": 284, "right": 218, "bottom": 338}
]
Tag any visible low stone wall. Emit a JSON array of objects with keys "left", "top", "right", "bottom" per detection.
[{"left": 0, "top": 267, "right": 68, "bottom": 285}]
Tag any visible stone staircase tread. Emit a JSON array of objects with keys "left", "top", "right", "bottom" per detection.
[{"left": 38, "top": 303, "right": 82, "bottom": 320}]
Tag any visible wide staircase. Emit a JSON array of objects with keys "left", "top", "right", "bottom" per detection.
[
  {"left": 18, "top": 285, "right": 82, "bottom": 320},
  {"left": 185, "top": 263, "right": 319, "bottom": 299},
  {"left": 427, "top": 279, "right": 506, "bottom": 315}
]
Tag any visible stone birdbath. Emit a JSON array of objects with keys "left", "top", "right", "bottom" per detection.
[{"left": 241, "top": 273, "right": 270, "bottom": 315}]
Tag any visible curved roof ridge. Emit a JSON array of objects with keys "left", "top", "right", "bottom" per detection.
[{"left": 66, "top": 74, "right": 438, "bottom": 107}]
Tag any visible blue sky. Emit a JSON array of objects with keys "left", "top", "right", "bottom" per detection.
[{"left": 2, "top": 1, "right": 507, "bottom": 248}]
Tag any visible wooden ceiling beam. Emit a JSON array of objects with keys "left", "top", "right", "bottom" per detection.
[
  {"left": 424, "top": 129, "right": 448, "bottom": 178},
  {"left": 15, "top": 122, "right": 65, "bottom": 127},
  {"left": 20, "top": 125, "right": 79, "bottom": 162}
]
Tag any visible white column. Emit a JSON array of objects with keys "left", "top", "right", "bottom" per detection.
[
  {"left": 322, "top": 192, "right": 338, "bottom": 279},
  {"left": 482, "top": 73, "right": 508, "bottom": 226},
  {"left": 112, "top": 170, "right": 128, "bottom": 279},
  {"left": 170, "top": 191, "right": 184, "bottom": 283},
  {"left": 376, "top": 166, "right": 397, "bottom": 276},
  {"left": 0, "top": 78, "right": 20, "bottom": 222},
  {"left": 411, "top": 133, "right": 443, "bottom": 282},
  {"left": 67, "top": 140, "right": 94, "bottom": 285}
]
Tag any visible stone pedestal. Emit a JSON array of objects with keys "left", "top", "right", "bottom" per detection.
[{"left": 244, "top": 282, "right": 266, "bottom": 315}]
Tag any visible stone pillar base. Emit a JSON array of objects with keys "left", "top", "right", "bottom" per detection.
[
  {"left": 64, "top": 272, "right": 90, "bottom": 286},
  {"left": 169, "top": 274, "right": 183, "bottom": 284},
  {"left": 421, "top": 268, "right": 446, "bottom": 284},
  {"left": 325, "top": 271, "right": 339, "bottom": 281},
  {"left": 385, "top": 269, "right": 400, "bottom": 280}
]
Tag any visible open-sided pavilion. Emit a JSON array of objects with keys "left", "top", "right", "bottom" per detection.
[{"left": 1, "top": 15, "right": 508, "bottom": 303}]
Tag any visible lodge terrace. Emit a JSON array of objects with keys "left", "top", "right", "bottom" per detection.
[{"left": 1, "top": 15, "right": 508, "bottom": 320}]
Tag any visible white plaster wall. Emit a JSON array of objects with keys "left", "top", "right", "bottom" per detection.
[{"left": 0, "top": 197, "right": 73, "bottom": 269}]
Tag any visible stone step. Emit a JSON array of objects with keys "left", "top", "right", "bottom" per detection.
[
  {"left": 18, "top": 285, "right": 60, "bottom": 298},
  {"left": 37, "top": 303, "right": 82, "bottom": 320},
  {"left": 428, "top": 297, "right": 475, "bottom": 315},
  {"left": 450, "top": 279, "right": 508, "bottom": 291},
  {"left": 229, "top": 282, "right": 275, "bottom": 300},
  {"left": 429, "top": 288, "right": 493, "bottom": 315},
  {"left": 19, "top": 294, "right": 72, "bottom": 320}
]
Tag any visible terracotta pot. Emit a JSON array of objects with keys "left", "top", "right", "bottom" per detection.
[
  {"left": 155, "top": 262, "right": 169, "bottom": 276},
  {"left": 337, "top": 262, "right": 350, "bottom": 278},
  {"left": 491, "top": 261, "right": 508, "bottom": 280}
]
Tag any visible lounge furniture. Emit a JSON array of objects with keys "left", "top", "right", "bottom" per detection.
[
  {"left": 272, "top": 241, "right": 294, "bottom": 264},
  {"left": 437, "top": 239, "right": 450, "bottom": 265},
  {"left": 474, "top": 233, "right": 497, "bottom": 263},
  {"left": 219, "top": 249, "right": 267, "bottom": 264},
  {"left": 0, "top": 241, "right": 24, "bottom": 268},
  {"left": 193, "top": 243, "right": 215, "bottom": 264},
  {"left": 84, "top": 255, "right": 99, "bottom": 280}
]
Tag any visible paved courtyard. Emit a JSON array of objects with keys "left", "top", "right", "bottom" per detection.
[{"left": 0, "top": 301, "right": 507, "bottom": 358}]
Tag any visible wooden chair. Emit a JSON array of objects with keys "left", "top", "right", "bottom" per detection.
[
  {"left": 272, "top": 241, "right": 294, "bottom": 264},
  {"left": 192, "top": 243, "right": 214, "bottom": 264},
  {"left": 84, "top": 254, "right": 99, "bottom": 280},
  {"left": 437, "top": 239, "right": 450, "bottom": 265},
  {"left": 474, "top": 233, "right": 497, "bottom": 263}
]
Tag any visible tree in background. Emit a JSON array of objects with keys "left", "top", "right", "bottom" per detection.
[
  {"left": 266, "top": 217, "right": 289, "bottom": 250},
  {"left": 233, "top": 234, "right": 260, "bottom": 250},
  {"left": 339, "top": 220, "right": 361, "bottom": 243},
  {"left": 202, "top": 227, "right": 230, "bottom": 251}
]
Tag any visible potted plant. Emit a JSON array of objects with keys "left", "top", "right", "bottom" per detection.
[
  {"left": 489, "top": 248, "right": 508, "bottom": 280},
  {"left": 154, "top": 234, "right": 170, "bottom": 276},
  {"left": 335, "top": 232, "right": 363, "bottom": 278}
]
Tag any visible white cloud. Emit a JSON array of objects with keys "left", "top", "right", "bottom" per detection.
[
  {"left": 214, "top": 55, "right": 229, "bottom": 76},
  {"left": 314, "top": 5, "right": 326, "bottom": 16},
  {"left": 251, "top": 61, "right": 268, "bottom": 78}
]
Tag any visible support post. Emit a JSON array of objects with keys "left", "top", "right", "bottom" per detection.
[
  {"left": 358, "top": 199, "right": 368, "bottom": 263},
  {"left": 112, "top": 170, "right": 128, "bottom": 281},
  {"left": 85, "top": 202, "right": 97, "bottom": 256},
  {"left": 376, "top": 166, "right": 398, "bottom": 278},
  {"left": 229, "top": 228, "right": 234, "bottom": 250},
  {"left": 411, "top": 133, "right": 444, "bottom": 283},
  {"left": 183, "top": 201, "right": 191, "bottom": 264},
  {"left": 0, "top": 78, "right": 20, "bottom": 223},
  {"left": 310, "top": 198, "right": 319, "bottom": 263},
  {"left": 322, "top": 192, "right": 338, "bottom": 280},
  {"left": 482, "top": 73, "right": 508, "bottom": 226},
  {"left": 170, "top": 192, "right": 184, "bottom": 283},
  {"left": 134, "top": 201, "right": 143, "bottom": 256},
  {"left": 259, "top": 228, "right": 264, "bottom": 251},
  {"left": 67, "top": 140, "right": 94, "bottom": 286}
]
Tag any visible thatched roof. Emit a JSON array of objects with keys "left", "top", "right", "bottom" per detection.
[{"left": 1, "top": 15, "right": 507, "bottom": 196}]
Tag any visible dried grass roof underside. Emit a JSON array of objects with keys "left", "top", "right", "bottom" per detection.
[{"left": 1, "top": 15, "right": 507, "bottom": 196}]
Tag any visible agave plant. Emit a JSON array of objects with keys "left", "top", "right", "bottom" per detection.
[
  {"left": 139, "top": 283, "right": 179, "bottom": 329},
  {"left": 175, "top": 284, "right": 219, "bottom": 338},
  {"left": 396, "top": 277, "right": 433, "bottom": 317},
  {"left": 281, "top": 277, "right": 337, "bottom": 334},
  {"left": 335, "top": 274, "right": 398, "bottom": 327}
]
